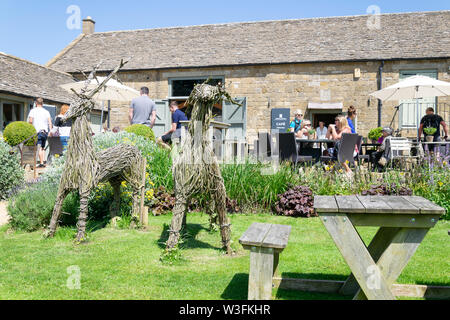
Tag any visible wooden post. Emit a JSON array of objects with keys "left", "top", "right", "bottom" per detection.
[
  {"left": 248, "top": 246, "right": 274, "bottom": 300},
  {"left": 139, "top": 158, "right": 146, "bottom": 224},
  {"left": 142, "top": 206, "right": 149, "bottom": 227}
]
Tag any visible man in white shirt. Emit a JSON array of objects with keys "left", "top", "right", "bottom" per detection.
[{"left": 28, "top": 97, "right": 53, "bottom": 168}]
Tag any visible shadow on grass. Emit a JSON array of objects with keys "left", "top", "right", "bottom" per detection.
[
  {"left": 157, "top": 223, "right": 221, "bottom": 251},
  {"left": 221, "top": 273, "right": 350, "bottom": 300}
]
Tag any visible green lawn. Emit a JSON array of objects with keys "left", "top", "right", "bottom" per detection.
[{"left": 0, "top": 213, "right": 449, "bottom": 300}]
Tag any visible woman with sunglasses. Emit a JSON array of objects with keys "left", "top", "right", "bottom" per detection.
[{"left": 289, "top": 110, "right": 304, "bottom": 134}]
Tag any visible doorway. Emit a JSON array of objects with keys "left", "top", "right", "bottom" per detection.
[
  {"left": 312, "top": 112, "right": 341, "bottom": 129},
  {"left": 2, "top": 103, "right": 22, "bottom": 130}
]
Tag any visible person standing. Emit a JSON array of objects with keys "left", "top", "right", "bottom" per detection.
[
  {"left": 129, "top": 87, "right": 157, "bottom": 128},
  {"left": 419, "top": 107, "right": 449, "bottom": 142},
  {"left": 157, "top": 101, "right": 188, "bottom": 149},
  {"left": 346, "top": 106, "right": 357, "bottom": 134},
  {"left": 289, "top": 110, "right": 303, "bottom": 134},
  {"left": 28, "top": 97, "right": 53, "bottom": 168},
  {"left": 53, "top": 104, "right": 72, "bottom": 152}
]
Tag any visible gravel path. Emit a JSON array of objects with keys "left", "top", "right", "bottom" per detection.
[{"left": 0, "top": 201, "right": 9, "bottom": 227}]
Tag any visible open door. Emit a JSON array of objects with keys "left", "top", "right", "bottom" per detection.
[{"left": 153, "top": 100, "right": 170, "bottom": 138}]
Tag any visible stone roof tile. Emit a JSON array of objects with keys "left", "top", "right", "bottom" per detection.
[{"left": 48, "top": 11, "right": 450, "bottom": 72}]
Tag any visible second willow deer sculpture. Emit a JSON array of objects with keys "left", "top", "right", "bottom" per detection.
[
  {"left": 46, "top": 60, "right": 146, "bottom": 242},
  {"left": 166, "top": 82, "right": 240, "bottom": 254}
]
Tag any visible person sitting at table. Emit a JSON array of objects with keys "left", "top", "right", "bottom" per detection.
[
  {"left": 297, "top": 120, "right": 316, "bottom": 139},
  {"left": 316, "top": 121, "right": 328, "bottom": 152},
  {"left": 323, "top": 117, "right": 340, "bottom": 156},
  {"left": 289, "top": 110, "right": 303, "bottom": 134},
  {"left": 370, "top": 127, "right": 393, "bottom": 172},
  {"left": 328, "top": 116, "right": 356, "bottom": 175},
  {"left": 296, "top": 120, "right": 317, "bottom": 149},
  {"left": 316, "top": 121, "right": 328, "bottom": 140}
]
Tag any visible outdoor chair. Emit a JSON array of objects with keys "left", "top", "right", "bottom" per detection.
[
  {"left": 320, "top": 133, "right": 359, "bottom": 167},
  {"left": 278, "top": 132, "right": 313, "bottom": 165},
  {"left": 385, "top": 137, "right": 418, "bottom": 169},
  {"left": 257, "top": 132, "right": 272, "bottom": 162},
  {"left": 46, "top": 137, "right": 64, "bottom": 164}
]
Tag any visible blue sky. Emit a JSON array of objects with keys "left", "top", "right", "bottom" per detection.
[{"left": 1, "top": 0, "right": 448, "bottom": 66}]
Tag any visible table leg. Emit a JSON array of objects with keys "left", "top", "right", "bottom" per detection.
[
  {"left": 353, "top": 227, "right": 430, "bottom": 300},
  {"left": 320, "top": 213, "right": 395, "bottom": 300},
  {"left": 339, "top": 227, "right": 401, "bottom": 296}
]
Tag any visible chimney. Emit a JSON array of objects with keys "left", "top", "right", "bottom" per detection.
[{"left": 82, "top": 16, "right": 95, "bottom": 35}]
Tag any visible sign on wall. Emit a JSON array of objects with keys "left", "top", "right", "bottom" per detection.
[{"left": 271, "top": 108, "right": 291, "bottom": 132}]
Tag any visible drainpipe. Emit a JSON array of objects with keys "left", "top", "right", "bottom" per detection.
[{"left": 377, "top": 61, "right": 384, "bottom": 127}]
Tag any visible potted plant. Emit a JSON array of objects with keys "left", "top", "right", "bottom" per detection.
[
  {"left": 423, "top": 127, "right": 437, "bottom": 142},
  {"left": 368, "top": 127, "right": 383, "bottom": 144}
]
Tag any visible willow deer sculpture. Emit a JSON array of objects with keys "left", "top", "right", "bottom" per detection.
[
  {"left": 166, "top": 82, "right": 240, "bottom": 254},
  {"left": 46, "top": 60, "right": 146, "bottom": 242}
]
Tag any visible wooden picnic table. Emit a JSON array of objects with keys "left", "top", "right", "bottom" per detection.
[{"left": 314, "top": 195, "right": 445, "bottom": 300}]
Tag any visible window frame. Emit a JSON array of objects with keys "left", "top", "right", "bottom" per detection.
[
  {"left": 398, "top": 69, "right": 438, "bottom": 130},
  {"left": 168, "top": 76, "right": 225, "bottom": 100}
]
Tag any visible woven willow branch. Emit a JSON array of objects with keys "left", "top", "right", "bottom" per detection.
[
  {"left": 166, "top": 82, "right": 240, "bottom": 254},
  {"left": 45, "top": 60, "right": 146, "bottom": 242}
]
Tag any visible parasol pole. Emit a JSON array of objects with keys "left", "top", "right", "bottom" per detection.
[{"left": 100, "top": 100, "right": 104, "bottom": 134}]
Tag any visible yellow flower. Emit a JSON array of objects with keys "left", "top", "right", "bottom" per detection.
[
  {"left": 339, "top": 169, "right": 343, "bottom": 173},
  {"left": 443, "top": 161, "right": 448, "bottom": 166},
  {"left": 325, "top": 166, "right": 330, "bottom": 172},
  {"left": 438, "top": 181, "right": 444, "bottom": 187}
]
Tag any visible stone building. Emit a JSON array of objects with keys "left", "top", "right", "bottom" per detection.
[
  {"left": 0, "top": 52, "right": 107, "bottom": 134},
  {"left": 47, "top": 11, "right": 450, "bottom": 143}
]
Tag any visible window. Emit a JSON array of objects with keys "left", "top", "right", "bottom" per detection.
[
  {"left": 398, "top": 70, "right": 437, "bottom": 129},
  {"left": 169, "top": 76, "right": 225, "bottom": 121},
  {"left": 170, "top": 78, "right": 224, "bottom": 98}
]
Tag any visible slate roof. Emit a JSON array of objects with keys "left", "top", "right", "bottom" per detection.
[
  {"left": 0, "top": 52, "right": 75, "bottom": 104},
  {"left": 47, "top": 11, "right": 450, "bottom": 73}
]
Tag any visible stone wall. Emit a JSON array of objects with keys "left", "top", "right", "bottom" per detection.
[{"left": 103, "top": 58, "right": 450, "bottom": 143}]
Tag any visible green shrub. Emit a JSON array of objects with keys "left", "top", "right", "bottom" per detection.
[
  {"left": 0, "top": 141, "right": 24, "bottom": 200},
  {"left": 368, "top": 127, "right": 383, "bottom": 141},
  {"left": 124, "top": 124, "right": 155, "bottom": 142},
  {"left": 8, "top": 181, "right": 79, "bottom": 232},
  {"left": 220, "top": 161, "right": 295, "bottom": 210},
  {"left": 3, "top": 121, "right": 37, "bottom": 147}
]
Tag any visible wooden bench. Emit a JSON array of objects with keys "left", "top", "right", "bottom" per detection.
[{"left": 239, "top": 223, "right": 291, "bottom": 300}]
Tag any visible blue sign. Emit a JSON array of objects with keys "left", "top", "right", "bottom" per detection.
[{"left": 271, "top": 108, "right": 291, "bottom": 132}]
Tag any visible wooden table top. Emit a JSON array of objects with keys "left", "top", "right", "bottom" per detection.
[{"left": 314, "top": 195, "right": 445, "bottom": 215}]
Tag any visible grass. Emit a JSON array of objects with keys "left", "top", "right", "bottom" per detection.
[{"left": 0, "top": 213, "right": 449, "bottom": 300}]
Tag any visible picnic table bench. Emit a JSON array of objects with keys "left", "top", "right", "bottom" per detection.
[
  {"left": 314, "top": 195, "right": 446, "bottom": 300},
  {"left": 239, "top": 223, "right": 291, "bottom": 300}
]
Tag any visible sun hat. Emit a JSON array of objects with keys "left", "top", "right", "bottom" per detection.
[
  {"left": 382, "top": 127, "right": 393, "bottom": 135},
  {"left": 295, "top": 109, "right": 303, "bottom": 116}
]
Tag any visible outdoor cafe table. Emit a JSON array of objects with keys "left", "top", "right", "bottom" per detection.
[
  {"left": 296, "top": 139, "right": 334, "bottom": 162},
  {"left": 314, "top": 195, "right": 445, "bottom": 300}
]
